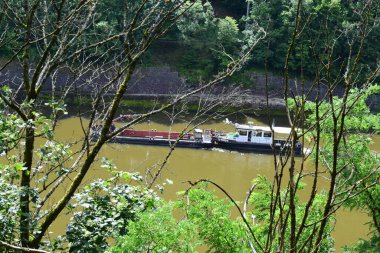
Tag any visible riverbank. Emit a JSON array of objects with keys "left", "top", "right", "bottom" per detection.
[
  {"left": 2, "top": 60, "right": 379, "bottom": 112},
  {"left": 61, "top": 92, "right": 289, "bottom": 117}
]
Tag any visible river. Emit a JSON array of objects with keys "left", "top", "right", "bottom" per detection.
[{"left": 52, "top": 115, "right": 379, "bottom": 252}]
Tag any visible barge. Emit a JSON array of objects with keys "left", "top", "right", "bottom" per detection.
[
  {"left": 109, "top": 128, "right": 214, "bottom": 149},
  {"left": 92, "top": 116, "right": 302, "bottom": 155}
]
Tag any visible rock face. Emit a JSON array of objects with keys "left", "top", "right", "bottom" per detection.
[
  {"left": 126, "top": 67, "right": 187, "bottom": 95},
  {"left": 0, "top": 63, "right": 378, "bottom": 110},
  {"left": 0, "top": 63, "right": 187, "bottom": 95},
  {"left": 243, "top": 71, "right": 344, "bottom": 100}
]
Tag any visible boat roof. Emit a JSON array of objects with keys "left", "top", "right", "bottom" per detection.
[
  {"left": 194, "top": 128, "right": 203, "bottom": 133},
  {"left": 234, "top": 124, "right": 296, "bottom": 134}
]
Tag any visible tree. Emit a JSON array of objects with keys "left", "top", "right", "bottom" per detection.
[
  {"left": 1, "top": 0, "right": 379, "bottom": 252},
  {"left": 176, "top": 1, "right": 244, "bottom": 82},
  {"left": 66, "top": 172, "right": 158, "bottom": 252},
  {"left": 268, "top": 0, "right": 380, "bottom": 250},
  {"left": 111, "top": 0, "right": 380, "bottom": 252},
  {"left": 0, "top": 0, "right": 264, "bottom": 251},
  {"left": 177, "top": 0, "right": 218, "bottom": 48},
  {"left": 245, "top": 0, "right": 380, "bottom": 78},
  {"left": 110, "top": 66, "right": 379, "bottom": 253},
  {"left": 110, "top": 202, "right": 198, "bottom": 253},
  {"left": 217, "top": 16, "right": 240, "bottom": 47},
  {"left": 302, "top": 85, "right": 380, "bottom": 252},
  {"left": 110, "top": 185, "right": 250, "bottom": 253},
  {"left": 110, "top": 178, "right": 334, "bottom": 253},
  {"left": 245, "top": 0, "right": 291, "bottom": 70}
]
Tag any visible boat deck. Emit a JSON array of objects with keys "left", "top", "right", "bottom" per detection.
[{"left": 119, "top": 129, "right": 193, "bottom": 140}]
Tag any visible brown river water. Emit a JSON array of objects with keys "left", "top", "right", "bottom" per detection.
[{"left": 50, "top": 116, "right": 379, "bottom": 251}]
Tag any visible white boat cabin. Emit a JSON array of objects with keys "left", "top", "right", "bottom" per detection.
[
  {"left": 226, "top": 124, "right": 274, "bottom": 144},
  {"left": 194, "top": 128, "right": 213, "bottom": 143}
]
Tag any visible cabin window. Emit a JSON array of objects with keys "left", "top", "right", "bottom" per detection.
[
  {"left": 254, "top": 131, "right": 263, "bottom": 137},
  {"left": 194, "top": 132, "right": 202, "bottom": 139},
  {"left": 264, "top": 132, "right": 272, "bottom": 137},
  {"left": 238, "top": 130, "right": 248, "bottom": 136}
]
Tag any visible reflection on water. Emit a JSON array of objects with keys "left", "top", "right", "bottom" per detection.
[{"left": 52, "top": 116, "right": 379, "bottom": 251}]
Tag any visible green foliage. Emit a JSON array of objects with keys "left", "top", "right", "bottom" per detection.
[
  {"left": 111, "top": 186, "right": 250, "bottom": 252},
  {"left": 176, "top": 1, "right": 243, "bottom": 82},
  {"left": 177, "top": 1, "right": 217, "bottom": 48},
  {"left": 111, "top": 180, "right": 335, "bottom": 252},
  {"left": 245, "top": 0, "right": 291, "bottom": 70},
  {"left": 249, "top": 176, "right": 334, "bottom": 252},
  {"left": 180, "top": 187, "right": 249, "bottom": 252},
  {"left": 303, "top": 85, "right": 380, "bottom": 134},
  {"left": 245, "top": 0, "right": 380, "bottom": 80},
  {"left": 217, "top": 16, "right": 240, "bottom": 49},
  {"left": 178, "top": 48, "right": 216, "bottom": 83},
  {"left": 119, "top": 99, "right": 162, "bottom": 109},
  {"left": 343, "top": 235, "right": 380, "bottom": 253},
  {"left": 176, "top": 1, "right": 219, "bottom": 82},
  {"left": 300, "top": 85, "right": 380, "bottom": 250},
  {"left": 2, "top": 0, "right": 379, "bottom": 85},
  {"left": 1, "top": 2, "right": 379, "bottom": 252},
  {"left": 66, "top": 171, "right": 158, "bottom": 253},
  {"left": 0, "top": 112, "right": 23, "bottom": 155},
  {"left": 110, "top": 202, "right": 198, "bottom": 253},
  {"left": 0, "top": 179, "right": 19, "bottom": 243}
]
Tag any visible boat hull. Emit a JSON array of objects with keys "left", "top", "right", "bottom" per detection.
[
  {"left": 214, "top": 139, "right": 303, "bottom": 155},
  {"left": 109, "top": 136, "right": 214, "bottom": 149},
  {"left": 93, "top": 129, "right": 303, "bottom": 155},
  {"left": 107, "top": 136, "right": 302, "bottom": 155}
]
